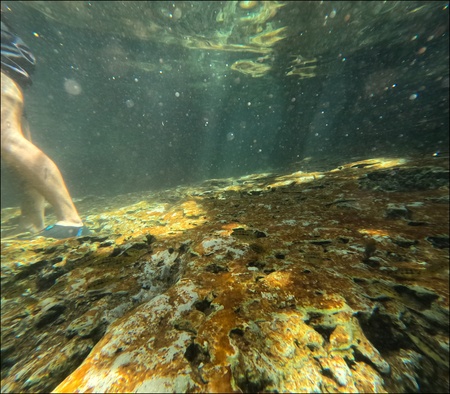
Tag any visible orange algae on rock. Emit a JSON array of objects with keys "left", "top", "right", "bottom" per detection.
[{"left": 0, "top": 156, "right": 448, "bottom": 393}]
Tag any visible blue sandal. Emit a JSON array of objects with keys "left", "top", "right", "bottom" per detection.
[{"left": 38, "top": 224, "right": 92, "bottom": 239}]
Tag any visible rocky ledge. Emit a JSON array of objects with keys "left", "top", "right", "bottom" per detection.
[{"left": 1, "top": 156, "right": 449, "bottom": 393}]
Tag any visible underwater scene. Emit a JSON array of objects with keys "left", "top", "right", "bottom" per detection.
[{"left": 1, "top": 1, "right": 449, "bottom": 393}]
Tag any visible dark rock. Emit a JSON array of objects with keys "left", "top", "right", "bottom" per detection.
[
  {"left": 359, "top": 167, "right": 449, "bottom": 192},
  {"left": 34, "top": 300, "right": 66, "bottom": 328},
  {"left": 426, "top": 236, "right": 449, "bottom": 249},
  {"left": 36, "top": 265, "right": 67, "bottom": 291},
  {"left": 385, "top": 204, "right": 411, "bottom": 220},
  {"left": 247, "top": 260, "right": 266, "bottom": 269},
  {"left": 309, "top": 239, "right": 333, "bottom": 245},
  {"left": 407, "top": 221, "right": 429, "bottom": 226},
  {"left": 205, "top": 263, "right": 228, "bottom": 273},
  {"left": 392, "top": 237, "right": 419, "bottom": 248}
]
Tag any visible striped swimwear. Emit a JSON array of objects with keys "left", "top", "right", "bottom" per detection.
[{"left": 1, "top": 19, "right": 36, "bottom": 87}]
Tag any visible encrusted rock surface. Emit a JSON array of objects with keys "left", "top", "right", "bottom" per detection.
[{"left": 1, "top": 156, "right": 449, "bottom": 393}]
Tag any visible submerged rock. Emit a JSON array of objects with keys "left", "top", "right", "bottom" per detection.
[{"left": 1, "top": 157, "right": 449, "bottom": 393}]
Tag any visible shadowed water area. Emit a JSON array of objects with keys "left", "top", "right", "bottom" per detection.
[{"left": 1, "top": 1, "right": 449, "bottom": 393}]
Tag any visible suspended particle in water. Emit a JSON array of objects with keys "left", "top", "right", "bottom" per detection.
[
  {"left": 226, "top": 132, "right": 235, "bottom": 141},
  {"left": 173, "top": 7, "right": 182, "bottom": 20},
  {"left": 409, "top": 93, "right": 418, "bottom": 100},
  {"left": 125, "top": 99, "right": 135, "bottom": 108},
  {"left": 64, "top": 78, "right": 82, "bottom": 95},
  {"left": 175, "top": 92, "right": 180, "bottom": 97},
  {"left": 416, "top": 47, "right": 427, "bottom": 55}
]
